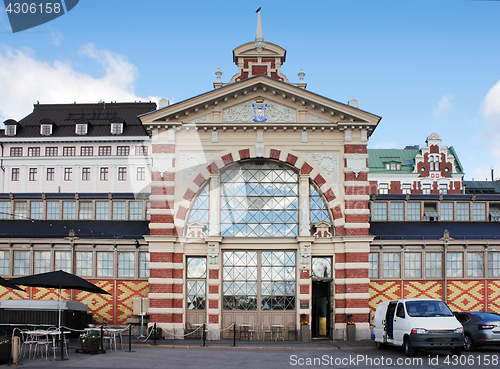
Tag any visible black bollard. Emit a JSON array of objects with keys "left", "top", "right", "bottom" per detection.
[
  {"left": 233, "top": 323, "right": 236, "bottom": 347},
  {"left": 100, "top": 326, "right": 105, "bottom": 353},
  {"left": 202, "top": 323, "right": 206, "bottom": 347},
  {"left": 153, "top": 322, "right": 157, "bottom": 346},
  {"left": 60, "top": 330, "right": 64, "bottom": 360},
  {"left": 128, "top": 325, "right": 132, "bottom": 352}
]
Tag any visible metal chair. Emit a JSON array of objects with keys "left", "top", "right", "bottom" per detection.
[
  {"left": 261, "top": 322, "right": 272, "bottom": 341},
  {"left": 248, "top": 322, "right": 259, "bottom": 340},
  {"left": 20, "top": 330, "right": 36, "bottom": 359},
  {"left": 287, "top": 322, "right": 297, "bottom": 340}
]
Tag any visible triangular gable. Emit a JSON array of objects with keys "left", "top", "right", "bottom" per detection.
[{"left": 140, "top": 75, "right": 381, "bottom": 129}]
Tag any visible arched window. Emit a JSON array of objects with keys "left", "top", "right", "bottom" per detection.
[{"left": 310, "top": 186, "right": 330, "bottom": 223}]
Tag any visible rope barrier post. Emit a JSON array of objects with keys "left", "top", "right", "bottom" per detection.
[
  {"left": 153, "top": 322, "right": 157, "bottom": 346},
  {"left": 233, "top": 323, "right": 236, "bottom": 347},
  {"left": 126, "top": 325, "right": 134, "bottom": 353},
  {"left": 100, "top": 326, "right": 105, "bottom": 354},
  {"left": 60, "top": 329, "right": 64, "bottom": 360},
  {"left": 202, "top": 323, "right": 206, "bottom": 347}
]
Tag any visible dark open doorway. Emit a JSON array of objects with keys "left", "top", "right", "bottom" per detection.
[{"left": 312, "top": 280, "right": 331, "bottom": 338}]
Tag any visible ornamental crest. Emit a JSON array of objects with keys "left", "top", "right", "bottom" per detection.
[{"left": 252, "top": 98, "right": 267, "bottom": 122}]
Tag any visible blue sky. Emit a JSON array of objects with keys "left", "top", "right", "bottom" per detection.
[{"left": 1, "top": 0, "right": 500, "bottom": 180}]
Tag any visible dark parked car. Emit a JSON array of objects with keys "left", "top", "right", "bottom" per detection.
[{"left": 454, "top": 312, "right": 500, "bottom": 351}]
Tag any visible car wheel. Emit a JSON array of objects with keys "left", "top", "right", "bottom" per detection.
[
  {"left": 451, "top": 347, "right": 462, "bottom": 356},
  {"left": 404, "top": 337, "right": 414, "bottom": 357},
  {"left": 376, "top": 341, "right": 385, "bottom": 350},
  {"left": 463, "top": 334, "right": 475, "bottom": 352}
]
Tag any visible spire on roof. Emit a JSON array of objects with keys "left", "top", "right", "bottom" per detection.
[{"left": 255, "top": 8, "right": 265, "bottom": 52}]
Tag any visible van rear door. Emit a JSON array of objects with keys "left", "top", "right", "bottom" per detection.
[{"left": 385, "top": 301, "right": 398, "bottom": 343}]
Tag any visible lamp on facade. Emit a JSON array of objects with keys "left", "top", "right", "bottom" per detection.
[{"left": 440, "top": 230, "right": 453, "bottom": 303}]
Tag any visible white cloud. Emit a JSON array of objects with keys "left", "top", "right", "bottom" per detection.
[
  {"left": 371, "top": 141, "right": 398, "bottom": 149},
  {"left": 434, "top": 94, "right": 455, "bottom": 115},
  {"left": 479, "top": 79, "right": 500, "bottom": 180},
  {"left": 0, "top": 43, "right": 159, "bottom": 123}
]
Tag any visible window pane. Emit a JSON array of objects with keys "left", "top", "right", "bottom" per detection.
[
  {"left": 310, "top": 186, "right": 330, "bottom": 224},
  {"left": 13, "top": 251, "right": 30, "bottom": 276},
  {"left": 372, "top": 203, "right": 387, "bottom": 221},
  {"left": 0, "top": 251, "right": 9, "bottom": 275},
  {"left": 30, "top": 201, "right": 43, "bottom": 220},
  {"left": 187, "top": 257, "right": 207, "bottom": 279},
  {"left": 261, "top": 251, "right": 296, "bottom": 310},
  {"left": 96, "top": 202, "right": 109, "bottom": 220},
  {"left": 407, "top": 203, "right": 420, "bottom": 221},
  {"left": 55, "top": 251, "right": 72, "bottom": 273},
  {"left": 129, "top": 201, "right": 143, "bottom": 220},
  {"left": 441, "top": 203, "right": 454, "bottom": 221},
  {"left": 220, "top": 163, "right": 298, "bottom": 237},
  {"left": 187, "top": 185, "right": 210, "bottom": 225},
  {"left": 79, "top": 201, "right": 93, "bottom": 220},
  {"left": 0, "top": 202, "right": 11, "bottom": 220},
  {"left": 139, "top": 252, "right": 149, "bottom": 278},
  {"left": 473, "top": 203, "right": 486, "bottom": 221},
  {"left": 34, "top": 251, "right": 51, "bottom": 274},
  {"left": 97, "top": 252, "right": 114, "bottom": 277},
  {"left": 404, "top": 253, "right": 421, "bottom": 278},
  {"left": 447, "top": 253, "right": 463, "bottom": 278},
  {"left": 457, "top": 203, "right": 469, "bottom": 221},
  {"left": 383, "top": 253, "right": 399, "bottom": 278},
  {"left": 118, "top": 252, "right": 135, "bottom": 277},
  {"left": 113, "top": 201, "right": 126, "bottom": 220},
  {"left": 426, "top": 252, "right": 442, "bottom": 278},
  {"left": 187, "top": 280, "right": 206, "bottom": 310},
  {"left": 488, "top": 252, "right": 500, "bottom": 277},
  {"left": 62, "top": 201, "right": 76, "bottom": 220},
  {"left": 312, "top": 257, "right": 332, "bottom": 278},
  {"left": 391, "top": 202, "right": 404, "bottom": 221},
  {"left": 14, "top": 202, "right": 28, "bottom": 220},
  {"left": 223, "top": 251, "right": 258, "bottom": 310},
  {"left": 369, "top": 253, "right": 378, "bottom": 279},
  {"left": 467, "top": 253, "right": 483, "bottom": 277},
  {"left": 46, "top": 202, "right": 60, "bottom": 220},
  {"left": 76, "top": 251, "right": 93, "bottom": 277}
]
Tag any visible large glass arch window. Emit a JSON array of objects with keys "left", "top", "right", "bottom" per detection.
[
  {"left": 310, "top": 185, "right": 331, "bottom": 224},
  {"left": 221, "top": 162, "right": 298, "bottom": 237}
]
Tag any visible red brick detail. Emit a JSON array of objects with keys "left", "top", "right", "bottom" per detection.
[
  {"left": 300, "top": 162, "right": 313, "bottom": 175},
  {"left": 346, "top": 253, "right": 368, "bottom": 263},
  {"left": 150, "top": 229, "right": 176, "bottom": 236},
  {"left": 345, "top": 187, "right": 368, "bottom": 196},
  {"left": 346, "top": 228, "right": 369, "bottom": 236},
  {"left": 150, "top": 314, "right": 172, "bottom": 323},
  {"left": 286, "top": 154, "right": 298, "bottom": 166},
  {"left": 151, "top": 186, "right": 174, "bottom": 196},
  {"left": 151, "top": 253, "right": 183, "bottom": 263},
  {"left": 346, "top": 269, "right": 368, "bottom": 278},
  {"left": 430, "top": 144, "right": 439, "bottom": 154},
  {"left": 151, "top": 201, "right": 174, "bottom": 209},
  {"left": 270, "top": 149, "right": 281, "bottom": 160},
  {"left": 150, "top": 214, "right": 174, "bottom": 224},
  {"left": 193, "top": 174, "right": 206, "bottom": 187},
  {"left": 152, "top": 172, "right": 175, "bottom": 181},
  {"left": 314, "top": 174, "right": 326, "bottom": 187},
  {"left": 222, "top": 153, "right": 234, "bottom": 165},
  {"left": 173, "top": 314, "right": 183, "bottom": 323},
  {"left": 207, "top": 163, "right": 219, "bottom": 175},
  {"left": 335, "top": 227, "right": 345, "bottom": 236},
  {"left": 345, "top": 201, "right": 368, "bottom": 210},
  {"left": 152, "top": 145, "right": 175, "bottom": 154},
  {"left": 335, "top": 269, "right": 346, "bottom": 279},
  {"left": 209, "top": 300, "right": 218, "bottom": 309},
  {"left": 238, "top": 149, "right": 250, "bottom": 159},
  {"left": 369, "top": 181, "right": 378, "bottom": 195},
  {"left": 324, "top": 189, "right": 336, "bottom": 202},
  {"left": 344, "top": 172, "right": 368, "bottom": 181},
  {"left": 150, "top": 269, "right": 175, "bottom": 278},
  {"left": 176, "top": 206, "right": 187, "bottom": 220},
  {"left": 252, "top": 65, "right": 268, "bottom": 76},
  {"left": 183, "top": 189, "right": 195, "bottom": 201},
  {"left": 300, "top": 270, "right": 310, "bottom": 279},
  {"left": 235, "top": 71, "right": 249, "bottom": 81},
  {"left": 344, "top": 145, "right": 367, "bottom": 154},
  {"left": 209, "top": 285, "right": 219, "bottom": 294},
  {"left": 243, "top": 59, "right": 258, "bottom": 68},
  {"left": 336, "top": 299, "right": 346, "bottom": 308},
  {"left": 336, "top": 284, "right": 369, "bottom": 294},
  {"left": 389, "top": 181, "right": 402, "bottom": 194},
  {"left": 209, "top": 270, "right": 219, "bottom": 279},
  {"left": 209, "top": 314, "right": 219, "bottom": 324},
  {"left": 150, "top": 299, "right": 184, "bottom": 309},
  {"left": 335, "top": 313, "right": 369, "bottom": 324},
  {"left": 300, "top": 285, "right": 310, "bottom": 294},
  {"left": 345, "top": 214, "right": 369, "bottom": 223},
  {"left": 332, "top": 206, "right": 343, "bottom": 220},
  {"left": 336, "top": 253, "right": 346, "bottom": 263}
]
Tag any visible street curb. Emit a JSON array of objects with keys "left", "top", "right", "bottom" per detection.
[{"left": 129, "top": 344, "right": 377, "bottom": 351}]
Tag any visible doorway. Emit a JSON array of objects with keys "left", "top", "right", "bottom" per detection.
[{"left": 312, "top": 280, "right": 331, "bottom": 338}]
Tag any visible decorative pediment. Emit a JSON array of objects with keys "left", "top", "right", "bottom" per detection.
[
  {"left": 223, "top": 99, "right": 296, "bottom": 123},
  {"left": 187, "top": 221, "right": 207, "bottom": 238}
]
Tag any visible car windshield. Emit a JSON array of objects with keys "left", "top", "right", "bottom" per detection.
[
  {"left": 473, "top": 313, "right": 500, "bottom": 322},
  {"left": 405, "top": 301, "right": 453, "bottom": 317}
]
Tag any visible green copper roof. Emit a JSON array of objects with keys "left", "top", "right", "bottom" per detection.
[{"left": 367, "top": 149, "right": 419, "bottom": 173}]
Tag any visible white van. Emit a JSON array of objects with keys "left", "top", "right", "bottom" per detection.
[{"left": 372, "top": 298, "right": 464, "bottom": 356}]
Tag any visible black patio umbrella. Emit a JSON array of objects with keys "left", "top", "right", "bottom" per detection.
[
  {"left": 0, "top": 276, "right": 24, "bottom": 292},
  {"left": 10, "top": 270, "right": 110, "bottom": 327}
]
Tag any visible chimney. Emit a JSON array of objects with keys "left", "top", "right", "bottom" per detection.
[
  {"left": 348, "top": 99, "right": 359, "bottom": 108},
  {"left": 159, "top": 98, "right": 171, "bottom": 109}
]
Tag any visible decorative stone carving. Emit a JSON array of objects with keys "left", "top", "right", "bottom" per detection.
[
  {"left": 308, "top": 114, "right": 332, "bottom": 123},
  {"left": 346, "top": 153, "right": 366, "bottom": 178},
  {"left": 187, "top": 113, "right": 211, "bottom": 124},
  {"left": 155, "top": 153, "right": 173, "bottom": 176},
  {"left": 187, "top": 221, "right": 206, "bottom": 238},
  {"left": 223, "top": 100, "right": 296, "bottom": 123},
  {"left": 180, "top": 152, "right": 216, "bottom": 185},
  {"left": 313, "top": 220, "right": 332, "bottom": 238},
  {"left": 302, "top": 152, "right": 339, "bottom": 188}
]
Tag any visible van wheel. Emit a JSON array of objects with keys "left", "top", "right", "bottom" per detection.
[
  {"left": 463, "top": 334, "right": 475, "bottom": 351},
  {"left": 404, "top": 337, "right": 414, "bottom": 357},
  {"left": 451, "top": 347, "right": 462, "bottom": 356},
  {"left": 376, "top": 342, "right": 385, "bottom": 350}
]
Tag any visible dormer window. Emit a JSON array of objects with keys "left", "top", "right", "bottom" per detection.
[
  {"left": 40, "top": 124, "right": 52, "bottom": 136},
  {"left": 111, "top": 123, "right": 123, "bottom": 135},
  {"left": 75, "top": 123, "right": 88, "bottom": 135},
  {"left": 5, "top": 125, "right": 16, "bottom": 136}
]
